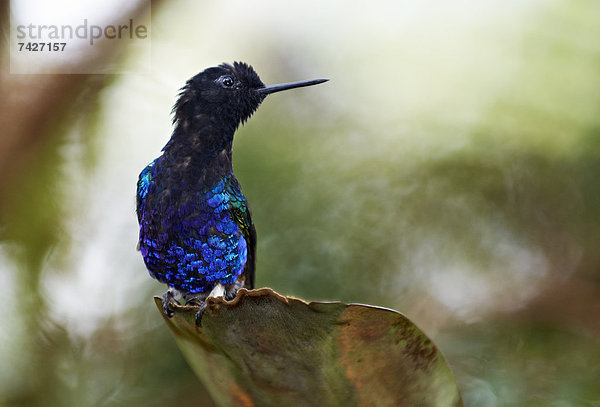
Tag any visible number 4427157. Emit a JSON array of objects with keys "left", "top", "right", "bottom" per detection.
[{"left": 18, "top": 42, "right": 66, "bottom": 51}]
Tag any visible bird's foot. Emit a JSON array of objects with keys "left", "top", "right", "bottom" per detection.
[
  {"left": 225, "top": 278, "right": 245, "bottom": 300},
  {"left": 195, "top": 302, "right": 207, "bottom": 326},
  {"left": 162, "top": 290, "right": 179, "bottom": 318},
  {"left": 185, "top": 297, "right": 207, "bottom": 326}
]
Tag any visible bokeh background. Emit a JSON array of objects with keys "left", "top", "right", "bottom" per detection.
[{"left": 2, "top": 0, "right": 600, "bottom": 406}]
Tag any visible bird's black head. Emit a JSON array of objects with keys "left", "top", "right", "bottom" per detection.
[
  {"left": 172, "top": 61, "right": 328, "bottom": 136},
  {"left": 173, "top": 62, "right": 264, "bottom": 134}
]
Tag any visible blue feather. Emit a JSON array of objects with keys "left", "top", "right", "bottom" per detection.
[{"left": 137, "top": 162, "right": 252, "bottom": 294}]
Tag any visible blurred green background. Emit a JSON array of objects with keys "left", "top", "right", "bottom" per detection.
[{"left": 1, "top": 0, "right": 599, "bottom": 406}]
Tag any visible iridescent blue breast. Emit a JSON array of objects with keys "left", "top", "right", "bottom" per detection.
[{"left": 137, "top": 162, "right": 249, "bottom": 294}]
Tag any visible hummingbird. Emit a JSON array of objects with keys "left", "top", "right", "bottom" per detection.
[{"left": 136, "top": 61, "right": 327, "bottom": 324}]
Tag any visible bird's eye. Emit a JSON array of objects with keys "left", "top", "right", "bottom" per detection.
[{"left": 222, "top": 76, "right": 234, "bottom": 87}]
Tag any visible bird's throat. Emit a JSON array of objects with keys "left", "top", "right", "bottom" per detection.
[{"left": 163, "top": 127, "right": 235, "bottom": 186}]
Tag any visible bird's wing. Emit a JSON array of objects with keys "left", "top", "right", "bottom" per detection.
[
  {"left": 227, "top": 177, "right": 256, "bottom": 289},
  {"left": 136, "top": 161, "right": 155, "bottom": 223}
]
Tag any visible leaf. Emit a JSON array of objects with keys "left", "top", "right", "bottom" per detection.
[{"left": 155, "top": 288, "right": 462, "bottom": 407}]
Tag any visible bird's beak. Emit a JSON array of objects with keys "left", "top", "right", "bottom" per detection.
[{"left": 258, "top": 78, "right": 329, "bottom": 95}]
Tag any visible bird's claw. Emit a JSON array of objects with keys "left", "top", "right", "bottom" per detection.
[
  {"left": 194, "top": 302, "right": 206, "bottom": 326},
  {"left": 186, "top": 300, "right": 206, "bottom": 326},
  {"left": 162, "top": 291, "right": 178, "bottom": 318},
  {"left": 163, "top": 291, "right": 206, "bottom": 325}
]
